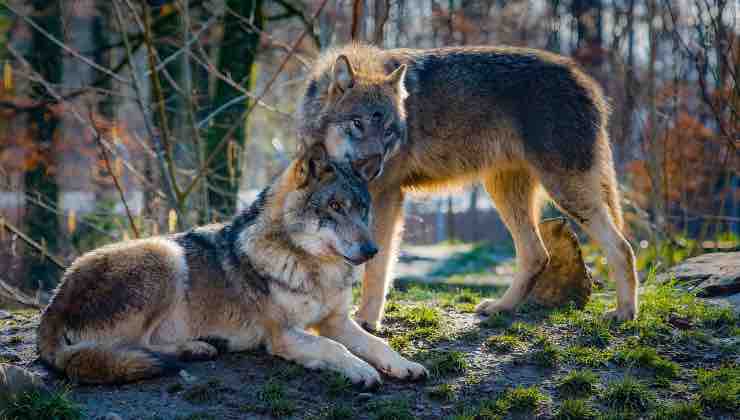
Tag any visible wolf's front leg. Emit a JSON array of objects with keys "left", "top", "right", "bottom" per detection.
[
  {"left": 267, "top": 328, "right": 381, "bottom": 389},
  {"left": 356, "top": 187, "right": 405, "bottom": 332},
  {"left": 319, "top": 314, "right": 428, "bottom": 381}
]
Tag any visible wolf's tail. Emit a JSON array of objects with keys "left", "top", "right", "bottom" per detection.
[{"left": 38, "top": 311, "right": 178, "bottom": 384}]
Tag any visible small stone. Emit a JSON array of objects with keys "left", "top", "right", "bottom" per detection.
[
  {"left": 0, "top": 351, "right": 21, "bottom": 363},
  {"left": 0, "top": 311, "right": 11, "bottom": 320}
]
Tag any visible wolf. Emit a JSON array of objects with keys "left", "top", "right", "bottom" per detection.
[
  {"left": 297, "top": 44, "right": 639, "bottom": 331},
  {"left": 37, "top": 144, "right": 427, "bottom": 386}
]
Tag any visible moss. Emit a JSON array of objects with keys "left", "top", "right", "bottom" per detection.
[
  {"left": 565, "top": 346, "right": 612, "bottom": 368},
  {"left": 529, "top": 337, "right": 562, "bottom": 368},
  {"left": 426, "top": 383, "right": 456, "bottom": 401},
  {"left": 320, "top": 371, "right": 352, "bottom": 397},
  {"left": 696, "top": 365, "right": 739, "bottom": 411},
  {"left": 651, "top": 401, "right": 705, "bottom": 420},
  {"left": 613, "top": 346, "right": 680, "bottom": 385}
]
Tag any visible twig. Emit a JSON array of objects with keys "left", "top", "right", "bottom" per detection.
[
  {"left": 4, "top": 2, "right": 130, "bottom": 85},
  {"left": 0, "top": 217, "right": 66, "bottom": 270},
  {"left": 0, "top": 278, "right": 48, "bottom": 309},
  {"left": 90, "top": 113, "right": 141, "bottom": 239},
  {"left": 180, "top": 0, "right": 332, "bottom": 201}
]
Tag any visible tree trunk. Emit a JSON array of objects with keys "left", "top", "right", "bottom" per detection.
[
  {"left": 206, "top": 0, "right": 263, "bottom": 218},
  {"left": 23, "top": 0, "right": 62, "bottom": 290}
]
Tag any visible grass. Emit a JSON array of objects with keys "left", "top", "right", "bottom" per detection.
[
  {"left": 480, "top": 312, "right": 512, "bottom": 329},
  {"left": 529, "top": 336, "right": 562, "bottom": 368},
  {"left": 368, "top": 398, "right": 414, "bottom": 420},
  {"left": 426, "top": 383, "right": 456, "bottom": 401},
  {"left": 564, "top": 345, "right": 612, "bottom": 367},
  {"left": 554, "top": 399, "right": 597, "bottom": 420},
  {"left": 485, "top": 334, "right": 525, "bottom": 353},
  {"left": 613, "top": 346, "right": 680, "bottom": 385},
  {"left": 601, "top": 376, "right": 655, "bottom": 412},
  {"left": 417, "top": 350, "right": 468, "bottom": 378},
  {"left": 0, "top": 388, "right": 83, "bottom": 420},
  {"left": 502, "top": 385, "right": 548, "bottom": 412},
  {"left": 386, "top": 305, "right": 443, "bottom": 328},
  {"left": 313, "top": 404, "right": 355, "bottom": 420},
  {"left": 651, "top": 401, "right": 705, "bottom": 420},
  {"left": 258, "top": 379, "right": 296, "bottom": 417},
  {"left": 319, "top": 371, "right": 352, "bottom": 397},
  {"left": 182, "top": 379, "right": 224, "bottom": 404},
  {"left": 557, "top": 370, "right": 598, "bottom": 397},
  {"left": 695, "top": 365, "right": 739, "bottom": 411},
  {"left": 505, "top": 321, "right": 539, "bottom": 339}
]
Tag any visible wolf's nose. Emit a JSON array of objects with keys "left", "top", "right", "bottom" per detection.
[{"left": 362, "top": 243, "right": 379, "bottom": 259}]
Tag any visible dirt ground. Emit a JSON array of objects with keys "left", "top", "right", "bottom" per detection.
[{"left": 1, "top": 244, "right": 738, "bottom": 419}]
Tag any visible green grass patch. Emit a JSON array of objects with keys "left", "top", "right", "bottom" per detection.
[
  {"left": 426, "top": 383, "right": 456, "bottom": 401},
  {"left": 0, "top": 387, "right": 83, "bottom": 420},
  {"left": 554, "top": 399, "right": 597, "bottom": 420},
  {"left": 695, "top": 365, "right": 739, "bottom": 411},
  {"left": 651, "top": 401, "right": 705, "bottom": 420},
  {"left": 386, "top": 305, "right": 443, "bottom": 328},
  {"left": 319, "top": 371, "right": 352, "bottom": 397},
  {"left": 557, "top": 370, "right": 598, "bottom": 397},
  {"left": 601, "top": 376, "right": 655, "bottom": 412},
  {"left": 485, "top": 334, "right": 525, "bottom": 353},
  {"left": 502, "top": 385, "right": 548, "bottom": 412},
  {"left": 417, "top": 350, "right": 468, "bottom": 378},
  {"left": 564, "top": 345, "right": 612, "bottom": 368},
  {"left": 613, "top": 346, "right": 680, "bottom": 385},
  {"left": 368, "top": 398, "right": 414, "bottom": 420},
  {"left": 529, "top": 337, "right": 562, "bottom": 368},
  {"left": 258, "top": 379, "right": 296, "bottom": 417},
  {"left": 505, "top": 321, "right": 539, "bottom": 339}
]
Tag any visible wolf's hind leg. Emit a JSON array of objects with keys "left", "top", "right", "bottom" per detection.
[
  {"left": 537, "top": 166, "right": 638, "bottom": 321},
  {"left": 148, "top": 341, "right": 218, "bottom": 362},
  {"left": 476, "top": 167, "right": 550, "bottom": 315},
  {"left": 355, "top": 187, "right": 405, "bottom": 331}
]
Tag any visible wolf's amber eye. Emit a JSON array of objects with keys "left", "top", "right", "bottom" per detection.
[
  {"left": 352, "top": 119, "right": 363, "bottom": 130},
  {"left": 329, "top": 200, "right": 342, "bottom": 212}
]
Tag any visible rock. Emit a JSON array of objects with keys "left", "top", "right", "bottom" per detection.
[
  {"left": 657, "top": 252, "right": 740, "bottom": 297},
  {"left": 0, "top": 364, "right": 45, "bottom": 409},
  {"left": 0, "top": 310, "right": 11, "bottom": 320},
  {"left": 100, "top": 413, "right": 123, "bottom": 420},
  {"left": 529, "top": 218, "right": 592, "bottom": 308},
  {"left": 0, "top": 351, "right": 21, "bottom": 363}
]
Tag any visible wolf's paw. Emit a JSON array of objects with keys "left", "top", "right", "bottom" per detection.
[
  {"left": 475, "top": 299, "right": 512, "bottom": 316},
  {"left": 355, "top": 317, "right": 382, "bottom": 333},
  {"left": 604, "top": 307, "right": 637, "bottom": 322},
  {"left": 179, "top": 341, "right": 218, "bottom": 361},
  {"left": 343, "top": 359, "right": 382, "bottom": 390},
  {"left": 380, "top": 357, "right": 428, "bottom": 381}
]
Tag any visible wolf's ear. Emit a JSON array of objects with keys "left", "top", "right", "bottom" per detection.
[
  {"left": 353, "top": 154, "right": 383, "bottom": 182},
  {"left": 386, "top": 64, "right": 407, "bottom": 91},
  {"left": 332, "top": 55, "right": 355, "bottom": 93},
  {"left": 297, "top": 143, "right": 330, "bottom": 187}
]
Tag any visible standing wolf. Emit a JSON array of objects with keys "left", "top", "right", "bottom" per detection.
[
  {"left": 298, "top": 44, "right": 639, "bottom": 331},
  {"left": 38, "top": 144, "right": 427, "bottom": 386}
]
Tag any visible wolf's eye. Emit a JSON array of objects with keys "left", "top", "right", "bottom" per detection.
[
  {"left": 352, "top": 119, "right": 363, "bottom": 131},
  {"left": 384, "top": 127, "right": 394, "bottom": 137},
  {"left": 329, "top": 200, "right": 342, "bottom": 213}
]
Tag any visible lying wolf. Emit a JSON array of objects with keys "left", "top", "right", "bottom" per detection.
[
  {"left": 37, "top": 144, "right": 427, "bottom": 386},
  {"left": 298, "top": 44, "right": 639, "bottom": 331}
]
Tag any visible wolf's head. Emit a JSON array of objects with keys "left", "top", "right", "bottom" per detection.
[
  {"left": 299, "top": 49, "right": 408, "bottom": 181},
  {"left": 279, "top": 144, "right": 377, "bottom": 266}
]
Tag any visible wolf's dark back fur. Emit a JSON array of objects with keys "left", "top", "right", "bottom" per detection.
[{"left": 402, "top": 47, "right": 605, "bottom": 171}]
